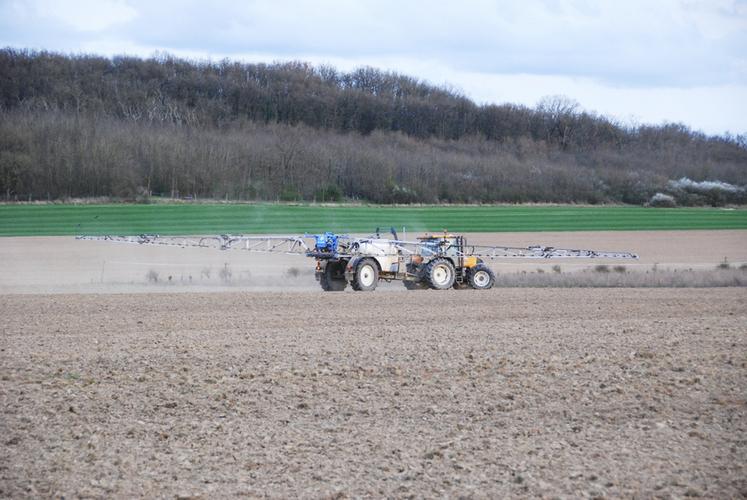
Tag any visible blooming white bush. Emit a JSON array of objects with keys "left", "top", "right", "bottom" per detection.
[
  {"left": 648, "top": 192, "right": 676, "bottom": 207},
  {"left": 668, "top": 177, "right": 744, "bottom": 193}
]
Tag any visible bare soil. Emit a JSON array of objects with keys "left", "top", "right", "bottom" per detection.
[
  {"left": 1, "top": 288, "right": 745, "bottom": 498},
  {"left": 0, "top": 230, "right": 745, "bottom": 294}
]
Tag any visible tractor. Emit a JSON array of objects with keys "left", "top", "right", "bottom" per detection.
[
  {"left": 312, "top": 230, "right": 475, "bottom": 292},
  {"left": 401, "top": 233, "right": 495, "bottom": 290}
]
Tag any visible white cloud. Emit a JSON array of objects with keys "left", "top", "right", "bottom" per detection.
[{"left": 459, "top": 72, "right": 747, "bottom": 135}]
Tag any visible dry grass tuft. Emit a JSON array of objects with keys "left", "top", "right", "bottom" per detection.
[
  {"left": 219, "top": 263, "right": 232, "bottom": 283},
  {"left": 717, "top": 258, "right": 732, "bottom": 270}
]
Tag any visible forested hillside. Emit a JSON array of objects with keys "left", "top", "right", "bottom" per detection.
[{"left": 1, "top": 48, "right": 745, "bottom": 205}]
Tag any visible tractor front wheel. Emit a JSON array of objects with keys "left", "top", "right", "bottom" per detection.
[{"left": 468, "top": 264, "right": 496, "bottom": 290}]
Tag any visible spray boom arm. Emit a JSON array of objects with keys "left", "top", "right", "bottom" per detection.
[{"left": 76, "top": 233, "right": 637, "bottom": 260}]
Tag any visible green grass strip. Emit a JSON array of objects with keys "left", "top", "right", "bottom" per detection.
[{"left": 0, "top": 204, "right": 745, "bottom": 236}]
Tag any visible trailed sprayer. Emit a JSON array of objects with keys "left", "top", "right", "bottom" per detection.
[{"left": 78, "top": 228, "right": 638, "bottom": 291}]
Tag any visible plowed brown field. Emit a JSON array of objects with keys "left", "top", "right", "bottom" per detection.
[{"left": 1, "top": 288, "right": 745, "bottom": 498}]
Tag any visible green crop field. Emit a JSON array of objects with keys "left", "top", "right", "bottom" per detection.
[{"left": 1, "top": 204, "right": 746, "bottom": 236}]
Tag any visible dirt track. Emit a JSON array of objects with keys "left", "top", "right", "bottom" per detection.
[
  {"left": 1, "top": 288, "right": 745, "bottom": 498},
  {"left": 1, "top": 230, "right": 745, "bottom": 294}
]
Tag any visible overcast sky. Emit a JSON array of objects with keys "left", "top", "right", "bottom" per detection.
[{"left": 2, "top": 0, "right": 746, "bottom": 135}]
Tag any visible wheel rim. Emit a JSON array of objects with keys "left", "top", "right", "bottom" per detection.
[
  {"left": 359, "top": 265, "right": 375, "bottom": 287},
  {"left": 473, "top": 270, "right": 490, "bottom": 287},
  {"left": 432, "top": 264, "right": 452, "bottom": 286}
]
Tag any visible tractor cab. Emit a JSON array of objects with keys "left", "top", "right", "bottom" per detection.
[{"left": 416, "top": 233, "right": 465, "bottom": 258}]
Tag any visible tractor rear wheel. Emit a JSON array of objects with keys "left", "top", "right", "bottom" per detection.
[
  {"left": 468, "top": 264, "right": 495, "bottom": 290},
  {"left": 425, "top": 258, "right": 456, "bottom": 290},
  {"left": 319, "top": 263, "right": 347, "bottom": 291},
  {"left": 352, "top": 258, "right": 378, "bottom": 291}
]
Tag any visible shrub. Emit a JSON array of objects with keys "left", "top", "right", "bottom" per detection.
[
  {"left": 279, "top": 187, "right": 302, "bottom": 202},
  {"left": 135, "top": 186, "right": 151, "bottom": 204},
  {"left": 648, "top": 192, "right": 676, "bottom": 207},
  {"left": 315, "top": 184, "right": 343, "bottom": 202},
  {"left": 594, "top": 265, "right": 610, "bottom": 273}
]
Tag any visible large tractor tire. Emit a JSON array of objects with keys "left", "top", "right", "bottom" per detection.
[
  {"left": 351, "top": 258, "right": 379, "bottom": 291},
  {"left": 424, "top": 258, "right": 456, "bottom": 290},
  {"left": 468, "top": 264, "right": 496, "bottom": 290},
  {"left": 319, "top": 262, "right": 347, "bottom": 292}
]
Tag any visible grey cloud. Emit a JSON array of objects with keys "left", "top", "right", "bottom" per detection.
[
  {"left": 4, "top": 0, "right": 744, "bottom": 87},
  {"left": 1, "top": 0, "right": 746, "bottom": 89}
]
